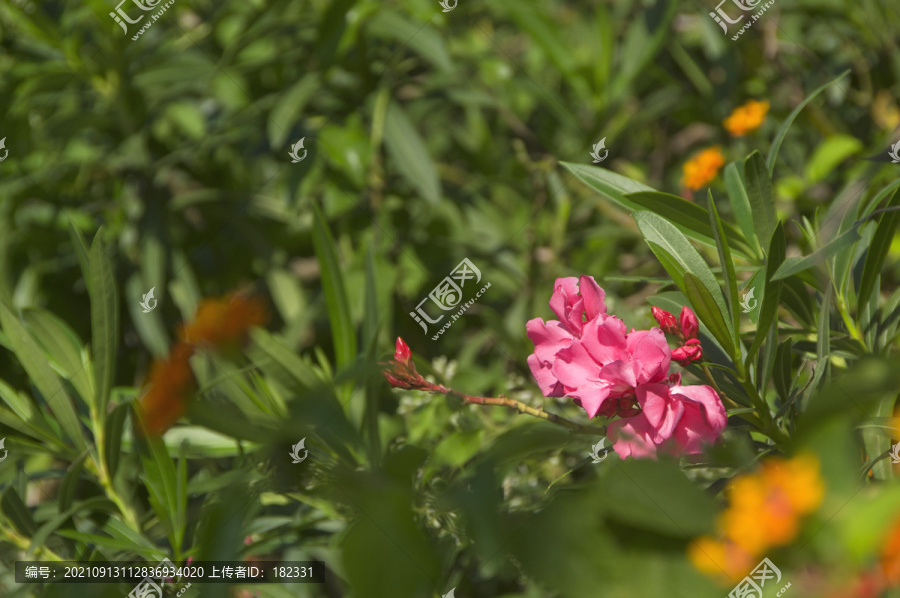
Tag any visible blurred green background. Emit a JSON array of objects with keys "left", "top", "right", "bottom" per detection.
[{"left": 1, "top": 0, "right": 900, "bottom": 596}]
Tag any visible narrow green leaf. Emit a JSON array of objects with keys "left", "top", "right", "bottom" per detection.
[
  {"left": 771, "top": 225, "right": 863, "bottom": 281},
  {"left": 635, "top": 211, "right": 733, "bottom": 339},
  {"left": 0, "top": 302, "right": 85, "bottom": 449},
  {"left": 645, "top": 241, "right": 685, "bottom": 289},
  {"left": 809, "top": 289, "right": 832, "bottom": 399},
  {"left": 384, "top": 101, "right": 441, "bottom": 204},
  {"left": 67, "top": 219, "right": 91, "bottom": 291},
  {"left": 748, "top": 223, "right": 786, "bottom": 359},
  {"left": 22, "top": 309, "right": 93, "bottom": 404},
  {"left": 724, "top": 163, "right": 762, "bottom": 258},
  {"left": 560, "top": 161, "right": 654, "bottom": 212},
  {"left": 141, "top": 437, "right": 179, "bottom": 542},
  {"left": 58, "top": 452, "right": 90, "bottom": 513},
  {"left": 105, "top": 400, "right": 131, "bottom": 479},
  {"left": 708, "top": 191, "right": 740, "bottom": 348},
  {"left": 744, "top": 152, "right": 776, "bottom": 250},
  {"left": 248, "top": 328, "right": 320, "bottom": 392},
  {"left": 766, "top": 69, "right": 851, "bottom": 175},
  {"left": 1, "top": 487, "right": 37, "bottom": 536},
  {"left": 858, "top": 188, "right": 900, "bottom": 306},
  {"left": 683, "top": 273, "right": 735, "bottom": 359},
  {"left": 27, "top": 497, "right": 116, "bottom": 557},
  {"left": 89, "top": 231, "right": 119, "bottom": 422},
  {"left": 626, "top": 191, "right": 750, "bottom": 256},
  {"left": 772, "top": 339, "right": 793, "bottom": 402},
  {"left": 312, "top": 204, "right": 357, "bottom": 370}
]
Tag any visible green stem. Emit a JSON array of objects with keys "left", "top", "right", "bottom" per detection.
[
  {"left": 89, "top": 406, "right": 141, "bottom": 531},
  {"left": 434, "top": 386, "right": 607, "bottom": 436}
]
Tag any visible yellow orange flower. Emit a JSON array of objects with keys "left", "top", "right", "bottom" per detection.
[
  {"left": 724, "top": 99, "right": 770, "bottom": 137},
  {"left": 180, "top": 293, "right": 268, "bottom": 349},
  {"left": 690, "top": 454, "right": 824, "bottom": 583},
  {"left": 138, "top": 342, "right": 196, "bottom": 436},
  {"left": 139, "top": 292, "right": 268, "bottom": 436},
  {"left": 881, "top": 516, "right": 900, "bottom": 586},
  {"left": 682, "top": 146, "right": 725, "bottom": 191}
]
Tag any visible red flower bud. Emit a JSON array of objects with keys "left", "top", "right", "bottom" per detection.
[
  {"left": 394, "top": 337, "right": 412, "bottom": 365},
  {"left": 679, "top": 306, "right": 699, "bottom": 340},
  {"left": 672, "top": 338, "right": 702, "bottom": 366},
  {"left": 651, "top": 307, "right": 679, "bottom": 335}
]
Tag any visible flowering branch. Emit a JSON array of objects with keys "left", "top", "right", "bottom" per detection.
[{"left": 382, "top": 338, "right": 606, "bottom": 436}]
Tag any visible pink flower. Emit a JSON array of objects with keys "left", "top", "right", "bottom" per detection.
[
  {"left": 382, "top": 337, "right": 426, "bottom": 389},
  {"left": 672, "top": 338, "right": 703, "bottom": 366},
  {"left": 608, "top": 383, "right": 727, "bottom": 459},
  {"left": 551, "top": 321, "right": 671, "bottom": 418},
  {"left": 652, "top": 307, "right": 679, "bottom": 335},
  {"left": 679, "top": 306, "right": 699, "bottom": 340},
  {"left": 526, "top": 276, "right": 607, "bottom": 396}
]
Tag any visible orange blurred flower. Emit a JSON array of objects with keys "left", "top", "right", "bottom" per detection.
[
  {"left": 139, "top": 293, "right": 268, "bottom": 436},
  {"left": 138, "top": 342, "right": 196, "bottom": 436},
  {"left": 682, "top": 146, "right": 726, "bottom": 191},
  {"left": 689, "top": 454, "right": 824, "bottom": 583},
  {"left": 180, "top": 293, "right": 268, "bottom": 349},
  {"left": 882, "top": 516, "right": 900, "bottom": 586},
  {"left": 724, "top": 99, "right": 770, "bottom": 137}
]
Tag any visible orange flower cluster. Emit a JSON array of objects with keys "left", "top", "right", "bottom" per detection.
[
  {"left": 724, "top": 99, "right": 770, "bottom": 137},
  {"left": 688, "top": 454, "right": 824, "bottom": 582},
  {"left": 682, "top": 146, "right": 726, "bottom": 191},
  {"left": 138, "top": 293, "right": 268, "bottom": 436}
]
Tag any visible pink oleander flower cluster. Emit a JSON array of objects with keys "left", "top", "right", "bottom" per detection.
[{"left": 526, "top": 276, "right": 727, "bottom": 459}]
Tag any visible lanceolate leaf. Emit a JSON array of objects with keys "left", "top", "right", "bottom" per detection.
[
  {"left": 89, "top": 230, "right": 119, "bottom": 422},
  {"left": 683, "top": 273, "right": 735, "bottom": 361},
  {"left": 858, "top": 187, "right": 900, "bottom": 306},
  {"left": 0, "top": 302, "right": 85, "bottom": 450},
  {"left": 748, "top": 223, "right": 786, "bottom": 360},
  {"left": 635, "top": 211, "right": 733, "bottom": 340},
  {"left": 744, "top": 152, "right": 776, "bottom": 250},
  {"left": 724, "top": 163, "right": 762, "bottom": 259},
  {"left": 772, "top": 224, "right": 864, "bottom": 281},
  {"left": 708, "top": 191, "right": 740, "bottom": 349},
  {"left": 312, "top": 203, "right": 358, "bottom": 370},
  {"left": 766, "top": 69, "right": 851, "bottom": 175}
]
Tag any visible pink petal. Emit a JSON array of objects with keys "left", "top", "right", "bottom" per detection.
[
  {"left": 526, "top": 319, "right": 575, "bottom": 363},
  {"left": 608, "top": 416, "right": 658, "bottom": 459},
  {"left": 552, "top": 341, "right": 600, "bottom": 393},
  {"left": 670, "top": 384, "right": 727, "bottom": 434},
  {"left": 578, "top": 275, "right": 607, "bottom": 320},
  {"left": 527, "top": 354, "right": 564, "bottom": 397},
  {"left": 581, "top": 317, "right": 628, "bottom": 366},
  {"left": 636, "top": 383, "right": 684, "bottom": 443},
  {"left": 626, "top": 328, "right": 671, "bottom": 383},
  {"left": 548, "top": 277, "right": 582, "bottom": 334}
]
